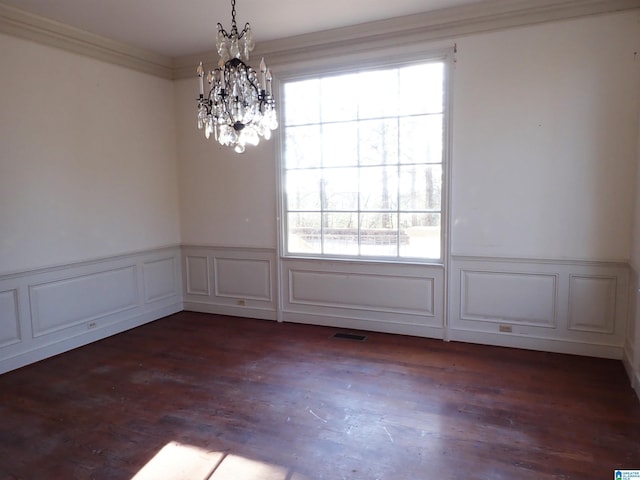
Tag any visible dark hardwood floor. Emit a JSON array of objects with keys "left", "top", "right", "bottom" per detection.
[{"left": 0, "top": 311, "right": 638, "bottom": 479}]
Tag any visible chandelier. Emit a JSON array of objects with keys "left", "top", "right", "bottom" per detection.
[{"left": 196, "top": 0, "right": 278, "bottom": 153}]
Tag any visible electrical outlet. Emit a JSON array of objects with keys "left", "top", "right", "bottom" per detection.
[{"left": 499, "top": 324, "right": 512, "bottom": 333}]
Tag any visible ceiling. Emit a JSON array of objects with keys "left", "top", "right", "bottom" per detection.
[{"left": 1, "top": 0, "right": 492, "bottom": 57}]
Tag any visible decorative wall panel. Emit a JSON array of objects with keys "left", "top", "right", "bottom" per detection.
[
  {"left": 289, "top": 270, "right": 434, "bottom": 316},
  {"left": 182, "top": 246, "right": 277, "bottom": 320},
  {"left": 281, "top": 259, "right": 444, "bottom": 335},
  {"left": 143, "top": 257, "right": 178, "bottom": 303},
  {"left": 30, "top": 266, "right": 139, "bottom": 336},
  {"left": 0, "top": 247, "right": 182, "bottom": 374},
  {"left": 568, "top": 275, "right": 616, "bottom": 333},
  {"left": 214, "top": 258, "right": 271, "bottom": 301},
  {"left": 0, "top": 289, "right": 20, "bottom": 347},
  {"left": 460, "top": 270, "right": 557, "bottom": 327},
  {"left": 450, "top": 256, "right": 629, "bottom": 359},
  {"left": 185, "top": 256, "right": 209, "bottom": 296}
]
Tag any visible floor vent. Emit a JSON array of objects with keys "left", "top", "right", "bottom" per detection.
[{"left": 332, "top": 332, "right": 367, "bottom": 342}]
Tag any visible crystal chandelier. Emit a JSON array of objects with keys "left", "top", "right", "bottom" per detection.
[{"left": 196, "top": 0, "right": 278, "bottom": 154}]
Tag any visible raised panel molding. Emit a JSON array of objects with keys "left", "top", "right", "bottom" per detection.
[
  {"left": 185, "top": 256, "right": 210, "bottom": 296},
  {"left": 626, "top": 267, "right": 640, "bottom": 392},
  {"left": 0, "top": 246, "right": 182, "bottom": 375},
  {"left": 568, "top": 275, "right": 616, "bottom": 333},
  {"left": 30, "top": 266, "right": 139, "bottom": 337},
  {"left": 450, "top": 256, "right": 629, "bottom": 359},
  {"left": 0, "top": 289, "right": 21, "bottom": 347},
  {"left": 182, "top": 246, "right": 277, "bottom": 321},
  {"left": 143, "top": 257, "right": 178, "bottom": 303},
  {"left": 2, "top": 245, "right": 634, "bottom": 373},
  {"left": 289, "top": 269, "right": 434, "bottom": 316},
  {"left": 281, "top": 259, "right": 444, "bottom": 334},
  {"left": 460, "top": 270, "right": 557, "bottom": 327},
  {"left": 214, "top": 258, "right": 271, "bottom": 301}
]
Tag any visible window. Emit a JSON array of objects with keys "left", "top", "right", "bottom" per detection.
[{"left": 281, "top": 58, "right": 447, "bottom": 261}]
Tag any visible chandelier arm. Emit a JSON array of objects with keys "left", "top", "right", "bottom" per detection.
[
  {"left": 217, "top": 22, "right": 251, "bottom": 40},
  {"left": 220, "top": 61, "right": 262, "bottom": 131},
  {"left": 216, "top": 22, "right": 228, "bottom": 37},
  {"left": 238, "top": 22, "right": 251, "bottom": 39},
  {"left": 217, "top": 16, "right": 249, "bottom": 40},
  {"left": 199, "top": 97, "right": 212, "bottom": 115}
]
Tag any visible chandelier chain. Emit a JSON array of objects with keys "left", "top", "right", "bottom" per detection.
[
  {"left": 230, "top": 0, "right": 238, "bottom": 36},
  {"left": 218, "top": 0, "right": 250, "bottom": 40}
]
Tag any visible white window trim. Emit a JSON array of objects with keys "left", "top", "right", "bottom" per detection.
[{"left": 275, "top": 46, "right": 454, "bottom": 267}]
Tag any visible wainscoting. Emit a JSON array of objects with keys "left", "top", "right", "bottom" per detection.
[
  {"left": 449, "top": 256, "right": 630, "bottom": 359},
  {"left": 3, "top": 245, "right": 637, "bottom": 392},
  {"left": 181, "top": 247, "right": 633, "bottom": 359},
  {"left": 0, "top": 246, "right": 182, "bottom": 374},
  {"left": 181, "top": 246, "right": 278, "bottom": 321},
  {"left": 625, "top": 265, "right": 640, "bottom": 397},
  {"left": 181, "top": 246, "right": 444, "bottom": 336},
  {"left": 280, "top": 258, "right": 445, "bottom": 338}
]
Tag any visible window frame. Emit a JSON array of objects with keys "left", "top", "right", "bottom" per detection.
[{"left": 276, "top": 49, "right": 453, "bottom": 265}]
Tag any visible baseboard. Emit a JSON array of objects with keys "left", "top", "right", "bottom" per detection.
[
  {"left": 0, "top": 246, "right": 183, "bottom": 375},
  {"left": 282, "top": 311, "right": 445, "bottom": 339},
  {"left": 448, "top": 256, "right": 630, "bottom": 361},
  {"left": 623, "top": 345, "right": 635, "bottom": 383},
  {"left": 448, "top": 328, "right": 623, "bottom": 359},
  {"left": 0, "top": 303, "right": 182, "bottom": 374},
  {"left": 184, "top": 301, "right": 277, "bottom": 321},
  {"left": 181, "top": 246, "right": 278, "bottom": 322}
]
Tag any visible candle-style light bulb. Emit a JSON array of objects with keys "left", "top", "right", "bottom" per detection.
[
  {"left": 266, "top": 69, "right": 272, "bottom": 96},
  {"left": 197, "top": 62, "right": 204, "bottom": 97},
  {"left": 260, "top": 57, "right": 267, "bottom": 90}
]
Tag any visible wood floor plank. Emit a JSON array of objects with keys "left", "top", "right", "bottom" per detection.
[{"left": 0, "top": 311, "right": 638, "bottom": 479}]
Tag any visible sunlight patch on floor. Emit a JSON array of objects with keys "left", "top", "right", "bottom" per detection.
[{"left": 131, "top": 441, "right": 310, "bottom": 480}]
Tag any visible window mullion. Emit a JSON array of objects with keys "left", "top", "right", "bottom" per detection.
[
  {"left": 282, "top": 59, "right": 446, "bottom": 261},
  {"left": 357, "top": 96, "right": 362, "bottom": 257},
  {"left": 319, "top": 85, "right": 326, "bottom": 255}
]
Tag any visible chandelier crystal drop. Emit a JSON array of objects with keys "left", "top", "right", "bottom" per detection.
[{"left": 196, "top": 0, "right": 278, "bottom": 153}]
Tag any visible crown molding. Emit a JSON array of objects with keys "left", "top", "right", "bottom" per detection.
[
  {"left": 174, "top": 0, "right": 640, "bottom": 79},
  {"left": 1, "top": 0, "right": 638, "bottom": 81},
  {"left": 0, "top": 2, "right": 174, "bottom": 79}
]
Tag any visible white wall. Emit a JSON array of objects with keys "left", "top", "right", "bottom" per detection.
[
  {"left": 449, "top": 12, "right": 639, "bottom": 357},
  {"left": 636, "top": 111, "right": 640, "bottom": 394},
  {"left": 176, "top": 11, "right": 640, "bottom": 357},
  {"left": 451, "top": 12, "right": 640, "bottom": 261},
  {"left": 0, "top": 33, "right": 181, "bottom": 275},
  {"left": 0, "top": 33, "right": 183, "bottom": 373},
  {"left": 446, "top": 12, "right": 639, "bottom": 358},
  {"left": 629, "top": 83, "right": 640, "bottom": 394},
  {"left": 177, "top": 12, "right": 640, "bottom": 260},
  {"left": 175, "top": 78, "right": 277, "bottom": 249},
  {"left": 2, "top": 7, "right": 639, "bottom": 371}
]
